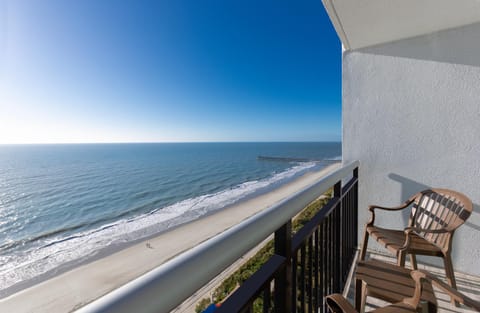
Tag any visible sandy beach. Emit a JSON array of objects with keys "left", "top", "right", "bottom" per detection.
[{"left": 0, "top": 162, "right": 340, "bottom": 313}]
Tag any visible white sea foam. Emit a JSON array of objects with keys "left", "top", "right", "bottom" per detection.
[
  {"left": 327, "top": 155, "right": 342, "bottom": 161},
  {"left": 0, "top": 162, "right": 318, "bottom": 292}
]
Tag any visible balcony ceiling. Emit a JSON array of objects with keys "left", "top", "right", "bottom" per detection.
[{"left": 322, "top": 0, "right": 480, "bottom": 50}]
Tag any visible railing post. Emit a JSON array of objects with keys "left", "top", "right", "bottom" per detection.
[
  {"left": 334, "top": 180, "right": 342, "bottom": 293},
  {"left": 274, "top": 220, "right": 292, "bottom": 313},
  {"left": 353, "top": 167, "right": 359, "bottom": 248}
]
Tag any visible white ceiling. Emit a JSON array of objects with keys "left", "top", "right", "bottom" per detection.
[{"left": 322, "top": 0, "right": 480, "bottom": 50}]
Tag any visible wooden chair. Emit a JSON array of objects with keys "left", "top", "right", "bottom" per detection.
[
  {"left": 326, "top": 269, "right": 480, "bottom": 313},
  {"left": 359, "top": 188, "right": 472, "bottom": 298}
]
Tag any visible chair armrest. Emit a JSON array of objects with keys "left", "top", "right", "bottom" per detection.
[
  {"left": 404, "top": 226, "right": 449, "bottom": 235},
  {"left": 400, "top": 227, "right": 449, "bottom": 250},
  {"left": 410, "top": 270, "right": 480, "bottom": 311},
  {"left": 367, "top": 199, "right": 414, "bottom": 226},
  {"left": 369, "top": 201, "right": 413, "bottom": 211},
  {"left": 326, "top": 294, "right": 358, "bottom": 313}
]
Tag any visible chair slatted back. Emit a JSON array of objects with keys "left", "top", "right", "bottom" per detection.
[{"left": 409, "top": 189, "right": 472, "bottom": 250}]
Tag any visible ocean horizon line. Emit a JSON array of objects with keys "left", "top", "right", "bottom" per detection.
[{"left": 0, "top": 140, "right": 342, "bottom": 146}]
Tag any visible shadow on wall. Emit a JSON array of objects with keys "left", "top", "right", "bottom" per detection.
[
  {"left": 388, "top": 172, "right": 480, "bottom": 232},
  {"left": 358, "top": 22, "right": 480, "bottom": 67}
]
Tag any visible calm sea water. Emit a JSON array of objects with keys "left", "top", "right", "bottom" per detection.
[{"left": 0, "top": 142, "right": 340, "bottom": 293}]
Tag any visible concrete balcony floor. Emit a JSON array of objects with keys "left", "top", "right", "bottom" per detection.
[{"left": 346, "top": 252, "right": 480, "bottom": 313}]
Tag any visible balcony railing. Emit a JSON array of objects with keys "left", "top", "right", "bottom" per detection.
[{"left": 77, "top": 161, "right": 359, "bottom": 313}]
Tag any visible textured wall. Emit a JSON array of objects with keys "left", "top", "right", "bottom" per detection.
[{"left": 342, "top": 24, "right": 480, "bottom": 275}]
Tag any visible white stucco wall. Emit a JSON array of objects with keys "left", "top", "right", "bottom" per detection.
[{"left": 342, "top": 23, "right": 480, "bottom": 275}]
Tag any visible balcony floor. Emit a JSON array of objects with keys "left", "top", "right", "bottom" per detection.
[{"left": 345, "top": 252, "right": 480, "bottom": 313}]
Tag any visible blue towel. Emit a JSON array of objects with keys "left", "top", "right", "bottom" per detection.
[{"left": 202, "top": 303, "right": 217, "bottom": 313}]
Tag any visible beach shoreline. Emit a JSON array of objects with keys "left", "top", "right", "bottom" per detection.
[{"left": 0, "top": 162, "right": 340, "bottom": 313}]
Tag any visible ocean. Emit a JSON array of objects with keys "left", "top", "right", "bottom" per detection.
[{"left": 0, "top": 142, "right": 340, "bottom": 295}]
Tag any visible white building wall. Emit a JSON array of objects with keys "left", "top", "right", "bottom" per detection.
[{"left": 342, "top": 23, "right": 480, "bottom": 275}]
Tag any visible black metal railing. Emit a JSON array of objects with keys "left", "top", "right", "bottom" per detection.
[{"left": 217, "top": 168, "right": 358, "bottom": 313}]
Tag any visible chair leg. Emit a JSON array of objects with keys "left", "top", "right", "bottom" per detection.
[
  {"left": 397, "top": 251, "right": 406, "bottom": 267},
  {"left": 427, "top": 301, "right": 437, "bottom": 313},
  {"left": 355, "top": 278, "right": 362, "bottom": 311},
  {"left": 443, "top": 254, "right": 457, "bottom": 289},
  {"left": 409, "top": 254, "right": 418, "bottom": 270},
  {"left": 443, "top": 254, "right": 458, "bottom": 306},
  {"left": 360, "top": 229, "right": 369, "bottom": 260},
  {"left": 360, "top": 281, "right": 367, "bottom": 313},
  {"left": 355, "top": 279, "right": 368, "bottom": 313}
]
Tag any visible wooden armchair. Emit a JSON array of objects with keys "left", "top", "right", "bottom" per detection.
[
  {"left": 326, "top": 269, "right": 480, "bottom": 313},
  {"left": 359, "top": 188, "right": 472, "bottom": 296}
]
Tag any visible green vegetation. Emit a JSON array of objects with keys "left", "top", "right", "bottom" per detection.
[
  {"left": 195, "top": 298, "right": 212, "bottom": 313},
  {"left": 195, "top": 190, "right": 332, "bottom": 313}
]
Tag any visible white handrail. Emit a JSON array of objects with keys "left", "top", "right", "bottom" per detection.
[{"left": 76, "top": 161, "right": 359, "bottom": 313}]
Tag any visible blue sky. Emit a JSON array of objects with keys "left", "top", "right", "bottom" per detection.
[{"left": 0, "top": 0, "right": 341, "bottom": 143}]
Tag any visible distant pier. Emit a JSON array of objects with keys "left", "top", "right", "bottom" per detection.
[{"left": 257, "top": 156, "right": 340, "bottom": 163}]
